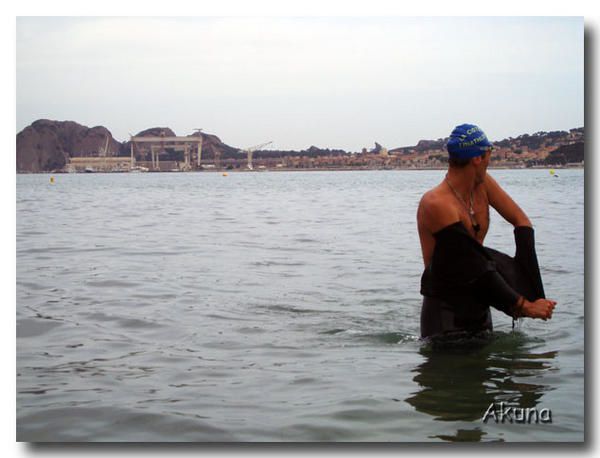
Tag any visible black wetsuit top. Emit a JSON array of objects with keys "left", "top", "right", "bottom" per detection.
[{"left": 420, "top": 222, "right": 546, "bottom": 338}]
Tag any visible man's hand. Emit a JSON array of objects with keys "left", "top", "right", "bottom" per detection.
[{"left": 522, "top": 298, "right": 557, "bottom": 320}]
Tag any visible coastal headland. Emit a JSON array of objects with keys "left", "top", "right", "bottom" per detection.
[{"left": 16, "top": 119, "right": 584, "bottom": 173}]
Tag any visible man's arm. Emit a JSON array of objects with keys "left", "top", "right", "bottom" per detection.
[
  {"left": 484, "top": 174, "right": 556, "bottom": 319},
  {"left": 484, "top": 174, "right": 532, "bottom": 227}
]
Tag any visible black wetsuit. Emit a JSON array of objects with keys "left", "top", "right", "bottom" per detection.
[{"left": 420, "top": 223, "right": 546, "bottom": 338}]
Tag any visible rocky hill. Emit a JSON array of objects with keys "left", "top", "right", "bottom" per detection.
[
  {"left": 17, "top": 119, "right": 120, "bottom": 173},
  {"left": 195, "top": 133, "right": 240, "bottom": 160},
  {"left": 543, "top": 141, "right": 584, "bottom": 165}
]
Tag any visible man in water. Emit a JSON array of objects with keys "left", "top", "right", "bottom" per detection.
[{"left": 417, "top": 123, "right": 556, "bottom": 338}]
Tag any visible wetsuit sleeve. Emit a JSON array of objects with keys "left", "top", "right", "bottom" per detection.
[
  {"left": 514, "top": 226, "right": 546, "bottom": 299},
  {"left": 484, "top": 226, "right": 546, "bottom": 303},
  {"left": 473, "top": 227, "right": 546, "bottom": 317},
  {"left": 473, "top": 270, "right": 520, "bottom": 317}
]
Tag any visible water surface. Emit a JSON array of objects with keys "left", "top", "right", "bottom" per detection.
[{"left": 16, "top": 169, "right": 584, "bottom": 441}]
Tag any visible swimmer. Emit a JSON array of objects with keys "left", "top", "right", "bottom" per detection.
[{"left": 417, "top": 124, "right": 557, "bottom": 338}]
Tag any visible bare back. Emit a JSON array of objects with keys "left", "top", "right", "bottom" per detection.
[
  {"left": 417, "top": 179, "right": 490, "bottom": 268},
  {"left": 417, "top": 170, "right": 534, "bottom": 268}
]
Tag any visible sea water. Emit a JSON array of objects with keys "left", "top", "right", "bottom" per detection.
[{"left": 16, "top": 169, "right": 584, "bottom": 442}]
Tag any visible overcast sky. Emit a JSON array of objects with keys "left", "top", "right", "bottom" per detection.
[{"left": 16, "top": 16, "right": 583, "bottom": 151}]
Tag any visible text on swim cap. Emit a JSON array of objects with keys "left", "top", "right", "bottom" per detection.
[{"left": 459, "top": 134, "right": 487, "bottom": 149}]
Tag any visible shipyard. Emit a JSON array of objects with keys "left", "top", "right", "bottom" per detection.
[{"left": 16, "top": 121, "right": 584, "bottom": 174}]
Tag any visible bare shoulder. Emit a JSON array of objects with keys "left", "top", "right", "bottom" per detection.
[
  {"left": 482, "top": 173, "right": 532, "bottom": 227},
  {"left": 418, "top": 189, "right": 443, "bottom": 215},
  {"left": 481, "top": 172, "right": 512, "bottom": 205},
  {"left": 482, "top": 173, "right": 502, "bottom": 196},
  {"left": 417, "top": 187, "right": 459, "bottom": 233}
]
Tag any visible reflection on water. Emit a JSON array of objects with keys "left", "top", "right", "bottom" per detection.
[
  {"left": 406, "top": 332, "right": 557, "bottom": 442},
  {"left": 435, "top": 428, "right": 487, "bottom": 442}
]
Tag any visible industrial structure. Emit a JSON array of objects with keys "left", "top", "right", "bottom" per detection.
[
  {"left": 130, "top": 131, "right": 204, "bottom": 171},
  {"left": 63, "top": 131, "right": 278, "bottom": 173},
  {"left": 243, "top": 141, "right": 273, "bottom": 170}
]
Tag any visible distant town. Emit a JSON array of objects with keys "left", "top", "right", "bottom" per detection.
[{"left": 16, "top": 120, "right": 584, "bottom": 173}]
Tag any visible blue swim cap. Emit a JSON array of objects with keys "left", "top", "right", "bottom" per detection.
[{"left": 446, "top": 124, "right": 493, "bottom": 159}]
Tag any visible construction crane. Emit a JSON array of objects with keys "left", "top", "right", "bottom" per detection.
[
  {"left": 99, "top": 134, "right": 110, "bottom": 157},
  {"left": 193, "top": 128, "right": 203, "bottom": 167},
  {"left": 243, "top": 141, "right": 273, "bottom": 170}
]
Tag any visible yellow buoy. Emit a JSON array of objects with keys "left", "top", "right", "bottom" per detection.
[
  {"left": 550, "top": 169, "right": 555, "bottom": 175},
  {"left": 222, "top": 172, "right": 228, "bottom": 176},
  {"left": 50, "top": 176, "right": 55, "bottom": 184}
]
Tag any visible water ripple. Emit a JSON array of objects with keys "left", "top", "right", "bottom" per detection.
[{"left": 16, "top": 170, "right": 584, "bottom": 442}]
